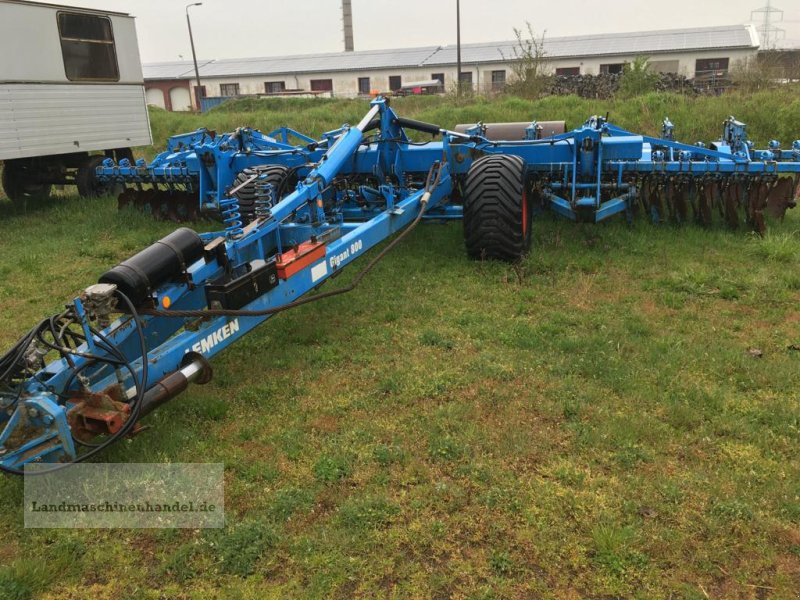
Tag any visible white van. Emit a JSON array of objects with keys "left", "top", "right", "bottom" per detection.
[{"left": 0, "top": 0, "right": 152, "bottom": 201}]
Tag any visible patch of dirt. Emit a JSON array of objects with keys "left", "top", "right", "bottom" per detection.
[
  {"left": 776, "top": 554, "right": 800, "bottom": 581},
  {"left": 40, "top": 582, "right": 130, "bottom": 600},
  {"left": 638, "top": 297, "right": 670, "bottom": 318},
  {"left": 776, "top": 526, "right": 800, "bottom": 546},
  {"left": 240, "top": 439, "right": 277, "bottom": 459},
  {"left": 307, "top": 414, "right": 339, "bottom": 434},
  {"left": 123, "top": 533, "right": 160, "bottom": 566},
  {"left": 0, "top": 538, "right": 20, "bottom": 565}
]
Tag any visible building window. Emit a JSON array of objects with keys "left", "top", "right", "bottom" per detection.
[
  {"left": 600, "top": 63, "right": 625, "bottom": 74},
  {"left": 457, "top": 71, "right": 473, "bottom": 92},
  {"left": 491, "top": 70, "right": 506, "bottom": 90},
  {"left": 358, "top": 77, "right": 371, "bottom": 95},
  {"left": 555, "top": 67, "right": 580, "bottom": 76},
  {"left": 264, "top": 81, "right": 286, "bottom": 94},
  {"left": 57, "top": 12, "right": 119, "bottom": 81},
  {"left": 220, "top": 83, "right": 240, "bottom": 97},
  {"left": 310, "top": 79, "right": 333, "bottom": 92},
  {"left": 695, "top": 57, "right": 730, "bottom": 77},
  {"left": 389, "top": 75, "right": 402, "bottom": 91},
  {"left": 431, "top": 73, "right": 445, "bottom": 86}
]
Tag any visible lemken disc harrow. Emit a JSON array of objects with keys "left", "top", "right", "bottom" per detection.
[
  {"left": 2, "top": 99, "right": 799, "bottom": 473},
  {"left": 118, "top": 189, "right": 200, "bottom": 222},
  {"left": 96, "top": 113, "right": 799, "bottom": 233},
  {"left": 635, "top": 173, "right": 798, "bottom": 231}
]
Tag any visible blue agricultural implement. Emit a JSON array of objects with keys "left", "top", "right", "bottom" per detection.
[{"left": 1, "top": 98, "right": 799, "bottom": 472}]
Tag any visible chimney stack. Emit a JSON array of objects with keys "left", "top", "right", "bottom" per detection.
[{"left": 342, "top": 0, "right": 354, "bottom": 52}]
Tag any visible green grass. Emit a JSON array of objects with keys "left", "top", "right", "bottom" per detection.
[
  {"left": 141, "top": 87, "right": 800, "bottom": 157},
  {"left": 1, "top": 93, "right": 800, "bottom": 598}
]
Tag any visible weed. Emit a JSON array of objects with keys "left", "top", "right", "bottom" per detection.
[
  {"left": 0, "top": 569, "right": 33, "bottom": 600},
  {"left": 489, "top": 550, "right": 516, "bottom": 576},
  {"left": 337, "top": 494, "right": 399, "bottom": 530},
  {"left": 710, "top": 499, "right": 755, "bottom": 522},
  {"left": 419, "top": 329, "right": 455, "bottom": 350},
  {"left": 159, "top": 542, "right": 200, "bottom": 583},
  {"left": 372, "top": 443, "right": 406, "bottom": 466},
  {"left": 747, "top": 231, "right": 799, "bottom": 263},
  {"left": 269, "top": 487, "right": 314, "bottom": 521},
  {"left": 591, "top": 523, "right": 648, "bottom": 577},
  {"left": 313, "top": 454, "right": 353, "bottom": 483},
  {"left": 206, "top": 521, "right": 278, "bottom": 576},
  {"left": 482, "top": 486, "right": 523, "bottom": 513},
  {"left": 428, "top": 432, "right": 464, "bottom": 461}
]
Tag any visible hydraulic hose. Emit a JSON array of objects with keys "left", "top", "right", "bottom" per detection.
[
  {"left": 393, "top": 117, "right": 442, "bottom": 137},
  {"left": 0, "top": 291, "right": 148, "bottom": 476}
]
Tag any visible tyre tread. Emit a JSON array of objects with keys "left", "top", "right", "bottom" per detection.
[
  {"left": 463, "top": 154, "right": 529, "bottom": 261},
  {"left": 232, "top": 165, "right": 295, "bottom": 223}
]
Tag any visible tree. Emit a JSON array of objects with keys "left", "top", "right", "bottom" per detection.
[
  {"left": 618, "top": 56, "right": 660, "bottom": 97},
  {"left": 502, "top": 23, "right": 550, "bottom": 98},
  {"left": 730, "top": 54, "right": 779, "bottom": 92}
]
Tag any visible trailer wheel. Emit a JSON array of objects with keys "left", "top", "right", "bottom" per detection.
[
  {"left": 463, "top": 154, "right": 531, "bottom": 261},
  {"left": 76, "top": 155, "right": 116, "bottom": 198},
  {"left": 232, "top": 165, "right": 297, "bottom": 223},
  {"left": 1, "top": 160, "right": 51, "bottom": 203}
]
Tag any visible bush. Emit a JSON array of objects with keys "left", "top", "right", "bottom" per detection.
[
  {"left": 618, "top": 56, "right": 660, "bottom": 98},
  {"left": 503, "top": 23, "right": 550, "bottom": 99},
  {"left": 730, "top": 56, "right": 778, "bottom": 93}
]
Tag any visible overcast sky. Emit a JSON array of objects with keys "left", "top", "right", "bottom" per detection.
[{"left": 40, "top": 0, "right": 800, "bottom": 63}]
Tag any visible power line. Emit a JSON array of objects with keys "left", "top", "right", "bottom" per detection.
[{"left": 751, "top": 1, "right": 786, "bottom": 49}]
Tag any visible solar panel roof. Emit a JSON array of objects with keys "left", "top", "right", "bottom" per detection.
[
  {"left": 424, "top": 25, "right": 758, "bottom": 66},
  {"left": 142, "top": 25, "right": 758, "bottom": 80}
]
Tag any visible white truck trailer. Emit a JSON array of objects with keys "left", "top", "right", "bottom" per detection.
[{"left": 0, "top": 0, "right": 152, "bottom": 201}]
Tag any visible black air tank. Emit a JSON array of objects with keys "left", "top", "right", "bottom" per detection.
[{"left": 99, "top": 227, "right": 204, "bottom": 306}]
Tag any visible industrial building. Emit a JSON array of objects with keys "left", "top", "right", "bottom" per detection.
[{"left": 143, "top": 24, "right": 760, "bottom": 111}]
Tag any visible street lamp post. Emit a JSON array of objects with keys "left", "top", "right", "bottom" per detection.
[
  {"left": 456, "top": 0, "right": 462, "bottom": 97},
  {"left": 186, "top": 3, "right": 203, "bottom": 110}
]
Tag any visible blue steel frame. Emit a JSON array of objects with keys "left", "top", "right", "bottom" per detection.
[
  {"left": 0, "top": 99, "right": 456, "bottom": 469},
  {"left": 99, "top": 112, "right": 800, "bottom": 225},
  {"left": 3, "top": 102, "right": 800, "bottom": 469}
]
